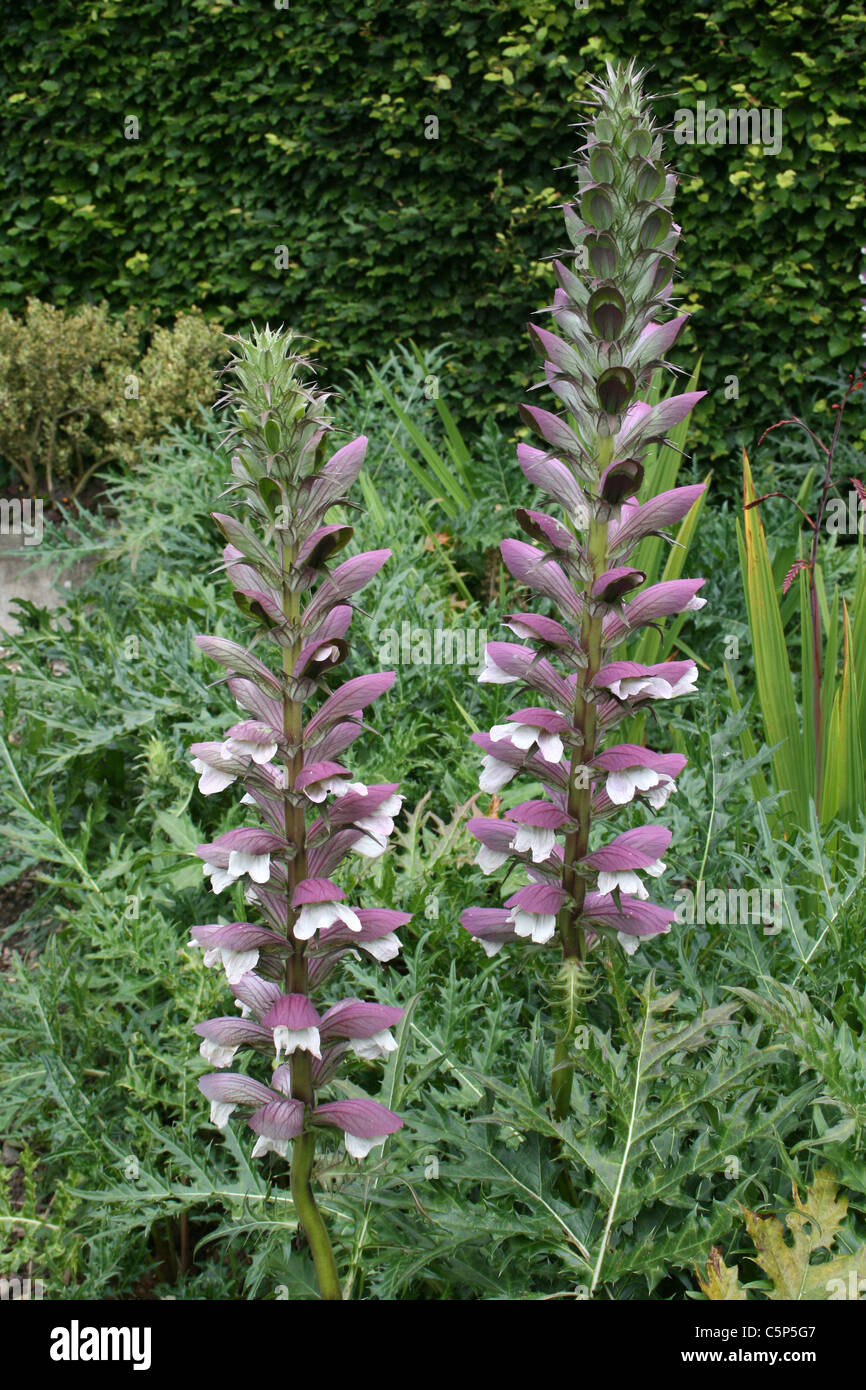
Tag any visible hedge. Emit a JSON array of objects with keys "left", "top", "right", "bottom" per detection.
[{"left": 2, "top": 0, "right": 864, "bottom": 475}]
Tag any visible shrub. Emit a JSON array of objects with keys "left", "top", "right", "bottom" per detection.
[
  {"left": 1, "top": 0, "right": 863, "bottom": 468},
  {"left": 0, "top": 299, "right": 224, "bottom": 494}
]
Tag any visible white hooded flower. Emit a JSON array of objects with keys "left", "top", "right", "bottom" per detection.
[
  {"left": 199, "top": 1038, "right": 237, "bottom": 1068},
  {"left": 209, "top": 1100, "right": 236, "bottom": 1129},
  {"left": 479, "top": 754, "right": 515, "bottom": 793},
  {"left": 350, "top": 827, "right": 386, "bottom": 858},
  {"left": 617, "top": 932, "right": 641, "bottom": 956},
  {"left": 597, "top": 858, "right": 665, "bottom": 901},
  {"left": 224, "top": 735, "right": 278, "bottom": 764},
  {"left": 227, "top": 850, "right": 271, "bottom": 884},
  {"left": 477, "top": 651, "right": 517, "bottom": 683},
  {"left": 191, "top": 757, "right": 237, "bottom": 795},
  {"left": 476, "top": 844, "right": 508, "bottom": 875},
  {"left": 294, "top": 899, "right": 362, "bottom": 941},
  {"left": 605, "top": 766, "right": 676, "bottom": 807},
  {"left": 272, "top": 1025, "right": 322, "bottom": 1063},
  {"left": 252, "top": 1135, "right": 289, "bottom": 1159},
  {"left": 344, "top": 1133, "right": 382, "bottom": 1160},
  {"left": 303, "top": 773, "right": 367, "bottom": 803},
  {"left": 508, "top": 909, "right": 557, "bottom": 944},
  {"left": 608, "top": 664, "right": 697, "bottom": 701},
  {"left": 489, "top": 722, "right": 563, "bottom": 763},
  {"left": 200, "top": 945, "right": 260, "bottom": 985},
  {"left": 202, "top": 861, "right": 235, "bottom": 894},
  {"left": 508, "top": 825, "right": 556, "bottom": 864},
  {"left": 644, "top": 778, "right": 677, "bottom": 810},
  {"left": 361, "top": 933, "right": 401, "bottom": 962},
  {"left": 349, "top": 1029, "right": 398, "bottom": 1061}
]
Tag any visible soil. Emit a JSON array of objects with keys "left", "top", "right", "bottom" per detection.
[
  {"left": 0, "top": 863, "right": 44, "bottom": 936},
  {"left": 0, "top": 474, "right": 116, "bottom": 525},
  {"left": 0, "top": 476, "right": 110, "bottom": 634}
]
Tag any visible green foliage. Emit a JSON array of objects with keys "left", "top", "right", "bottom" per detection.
[
  {"left": 1, "top": 1, "right": 863, "bottom": 466},
  {"left": 736, "top": 437, "right": 866, "bottom": 853},
  {"left": 0, "top": 298, "right": 225, "bottom": 492},
  {"left": 734, "top": 981, "right": 866, "bottom": 1144},
  {"left": 3, "top": 379, "right": 866, "bottom": 1299}
]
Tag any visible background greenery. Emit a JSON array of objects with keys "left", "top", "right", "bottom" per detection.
[
  {"left": 2, "top": 0, "right": 864, "bottom": 481},
  {"left": 2, "top": 356, "right": 865, "bottom": 1299},
  {"left": 2, "top": 1, "right": 866, "bottom": 1303}
]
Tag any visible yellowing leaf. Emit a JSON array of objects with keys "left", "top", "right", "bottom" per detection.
[
  {"left": 696, "top": 1247, "right": 748, "bottom": 1301},
  {"left": 698, "top": 1170, "right": 866, "bottom": 1301}
]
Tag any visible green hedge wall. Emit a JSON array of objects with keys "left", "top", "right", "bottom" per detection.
[{"left": 2, "top": 0, "right": 864, "bottom": 471}]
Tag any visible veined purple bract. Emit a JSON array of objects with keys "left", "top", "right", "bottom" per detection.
[
  {"left": 460, "top": 61, "right": 707, "bottom": 1116},
  {"left": 189, "top": 326, "right": 408, "bottom": 1299}
]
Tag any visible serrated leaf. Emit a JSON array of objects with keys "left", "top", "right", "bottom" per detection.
[{"left": 697, "top": 1246, "right": 748, "bottom": 1300}]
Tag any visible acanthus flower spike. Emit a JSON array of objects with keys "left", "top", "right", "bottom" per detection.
[
  {"left": 460, "top": 60, "right": 708, "bottom": 1122},
  {"left": 189, "top": 325, "right": 409, "bottom": 1300}
]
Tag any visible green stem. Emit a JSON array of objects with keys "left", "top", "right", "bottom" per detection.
[
  {"left": 278, "top": 529, "right": 338, "bottom": 1298},
  {"left": 551, "top": 1037, "right": 573, "bottom": 1124},
  {"left": 553, "top": 432, "right": 613, "bottom": 1123},
  {"left": 290, "top": 1131, "right": 342, "bottom": 1300}
]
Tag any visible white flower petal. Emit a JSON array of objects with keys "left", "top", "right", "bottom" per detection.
[
  {"left": 479, "top": 755, "right": 515, "bottom": 793},
  {"left": 509, "top": 910, "right": 556, "bottom": 944},
  {"left": 596, "top": 869, "right": 648, "bottom": 899},
  {"left": 476, "top": 844, "right": 508, "bottom": 875},
  {"left": 294, "top": 901, "right": 339, "bottom": 940},
  {"left": 350, "top": 1028, "right": 397, "bottom": 1061},
  {"left": 645, "top": 776, "right": 676, "bottom": 809},
  {"left": 272, "top": 1025, "right": 322, "bottom": 1062},
  {"left": 345, "top": 1132, "right": 381, "bottom": 1159},
  {"left": 209, "top": 1100, "right": 236, "bottom": 1129},
  {"left": 478, "top": 654, "right": 517, "bottom": 684},
  {"left": 204, "top": 863, "right": 235, "bottom": 894},
  {"left": 361, "top": 933, "right": 401, "bottom": 962},
  {"left": 510, "top": 826, "right": 556, "bottom": 864},
  {"left": 195, "top": 761, "right": 237, "bottom": 795},
  {"left": 199, "top": 1039, "right": 237, "bottom": 1068},
  {"left": 479, "top": 939, "right": 504, "bottom": 957},
  {"left": 353, "top": 832, "right": 387, "bottom": 858},
  {"left": 252, "top": 1134, "right": 289, "bottom": 1159},
  {"left": 617, "top": 931, "right": 641, "bottom": 956},
  {"left": 221, "top": 947, "right": 259, "bottom": 985},
  {"left": 334, "top": 902, "right": 363, "bottom": 933},
  {"left": 537, "top": 730, "right": 564, "bottom": 763},
  {"left": 228, "top": 850, "right": 271, "bottom": 884},
  {"left": 509, "top": 723, "right": 538, "bottom": 751}
]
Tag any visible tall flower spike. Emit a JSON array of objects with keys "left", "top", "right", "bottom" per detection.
[
  {"left": 460, "top": 61, "right": 707, "bottom": 1118},
  {"left": 189, "top": 326, "right": 410, "bottom": 1300}
]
